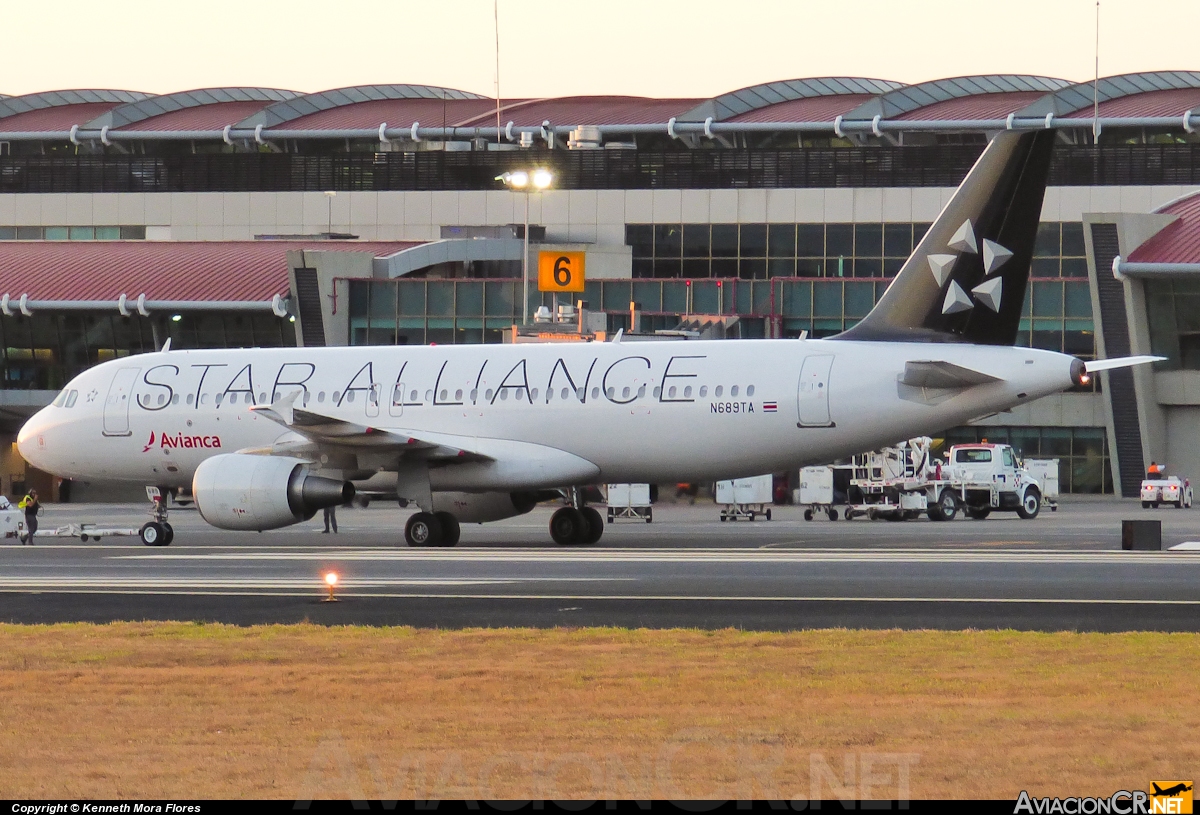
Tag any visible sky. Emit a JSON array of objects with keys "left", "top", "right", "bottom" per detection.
[{"left": 2, "top": 0, "right": 1198, "bottom": 99}]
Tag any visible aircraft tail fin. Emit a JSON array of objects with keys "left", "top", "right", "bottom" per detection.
[{"left": 836, "top": 130, "right": 1056, "bottom": 345}]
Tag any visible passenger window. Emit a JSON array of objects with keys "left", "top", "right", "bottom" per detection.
[
  {"left": 684, "top": 385, "right": 692, "bottom": 398},
  {"left": 455, "top": 389, "right": 463, "bottom": 401},
  {"left": 228, "top": 393, "right": 238, "bottom": 404},
  {"left": 470, "top": 389, "right": 478, "bottom": 401},
  {"left": 668, "top": 386, "right": 677, "bottom": 398},
  {"left": 699, "top": 386, "right": 708, "bottom": 398},
  {"left": 347, "top": 391, "right": 356, "bottom": 403},
  {"left": 425, "top": 390, "right": 433, "bottom": 402},
  {"left": 653, "top": 386, "right": 661, "bottom": 398},
  {"left": 440, "top": 390, "right": 448, "bottom": 401},
  {"left": 500, "top": 390, "right": 509, "bottom": 401},
  {"left": 170, "top": 394, "right": 179, "bottom": 406},
  {"left": 187, "top": 394, "right": 194, "bottom": 405},
  {"left": 637, "top": 385, "right": 646, "bottom": 398},
  {"left": 201, "top": 394, "right": 209, "bottom": 405},
  {"left": 731, "top": 385, "right": 740, "bottom": 397},
  {"left": 65, "top": 390, "right": 79, "bottom": 408},
  {"left": 561, "top": 388, "right": 570, "bottom": 401},
  {"left": 485, "top": 389, "right": 494, "bottom": 400},
  {"left": 622, "top": 387, "right": 630, "bottom": 399},
  {"left": 157, "top": 394, "right": 166, "bottom": 406},
  {"left": 747, "top": 385, "right": 755, "bottom": 396},
  {"left": 715, "top": 386, "right": 724, "bottom": 397},
  {"left": 318, "top": 392, "right": 326, "bottom": 403},
  {"left": 410, "top": 390, "right": 418, "bottom": 402},
  {"left": 576, "top": 388, "right": 585, "bottom": 401},
  {"left": 530, "top": 388, "right": 538, "bottom": 401},
  {"left": 258, "top": 392, "right": 266, "bottom": 403},
  {"left": 591, "top": 387, "right": 600, "bottom": 400},
  {"left": 606, "top": 388, "right": 615, "bottom": 399},
  {"left": 333, "top": 391, "right": 341, "bottom": 402},
  {"left": 302, "top": 393, "right": 310, "bottom": 405},
  {"left": 215, "top": 393, "right": 224, "bottom": 406}
]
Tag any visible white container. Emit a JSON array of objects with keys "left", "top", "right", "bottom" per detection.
[
  {"left": 716, "top": 475, "right": 773, "bottom": 506},
  {"left": 1023, "top": 459, "right": 1060, "bottom": 500},
  {"left": 606, "top": 483, "right": 651, "bottom": 508},
  {"left": 799, "top": 466, "right": 834, "bottom": 505}
]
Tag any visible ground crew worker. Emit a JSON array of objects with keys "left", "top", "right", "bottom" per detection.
[
  {"left": 1147, "top": 461, "right": 1164, "bottom": 479},
  {"left": 322, "top": 504, "right": 337, "bottom": 534},
  {"left": 19, "top": 488, "right": 40, "bottom": 545}
]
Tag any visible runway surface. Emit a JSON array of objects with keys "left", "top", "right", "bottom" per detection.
[{"left": 2, "top": 498, "right": 1199, "bottom": 631}]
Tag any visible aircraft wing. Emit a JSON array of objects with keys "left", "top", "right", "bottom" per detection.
[
  {"left": 1084, "top": 355, "right": 1166, "bottom": 372},
  {"left": 248, "top": 394, "right": 490, "bottom": 461},
  {"left": 899, "top": 360, "right": 1002, "bottom": 389}
]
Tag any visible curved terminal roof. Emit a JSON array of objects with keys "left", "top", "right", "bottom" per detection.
[
  {"left": 845, "top": 75, "right": 1070, "bottom": 120},
  {"left": 677, "top": 78, "right": 901, "bottom": 123},
  {"left": 0, "top": 89, "right": 149, "bottom": 133},
  {"left": 0, "top": 241, "right": 420, "bottom": 303},
  {"left": 89, "top": 88, "right": 299, "bottom": 131},
  {"left": 1018, "top": 71, "right": 1200, "bottom": 118},
  {"left": 5, "top": 74, "right": 1200, "bottom": 136},
  {"left": 1128, "top": 192, "right": 1200, "bottom": 264},
  {"left": 245, "top": 85, "right": 486, "bottom": 129}
]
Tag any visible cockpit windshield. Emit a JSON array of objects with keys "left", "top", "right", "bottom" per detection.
[{"left": 52, "top": 389, "right": 79, "bottom": 408}]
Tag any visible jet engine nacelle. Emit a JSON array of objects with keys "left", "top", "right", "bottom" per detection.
[
  {"left": 193, "top": 453, "right": 354, "bottom": 531},
  {"left": 431, "top": 490, "right": 546, "bottom": 524}
]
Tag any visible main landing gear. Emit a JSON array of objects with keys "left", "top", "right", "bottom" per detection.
[
  {"left": 404, "top": 511, "right": 461, "bottom": 547},
  {"left": 139, "top": 486, "right": 174, "bottom": 547},
  {"left": 550, "top": 488, "right": 604, "bottom": 546}
]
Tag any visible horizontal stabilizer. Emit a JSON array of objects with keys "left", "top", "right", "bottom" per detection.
[
  {"left": 900, "top": 360, "right": 1002, "bottom": 389},
  {"left": 1084, "top": 355, "right": 1166, "bottom": 373}
]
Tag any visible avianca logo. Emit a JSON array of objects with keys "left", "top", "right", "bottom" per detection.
[{"left": 143, "top": 431, "right": 222, "bottom": 453}]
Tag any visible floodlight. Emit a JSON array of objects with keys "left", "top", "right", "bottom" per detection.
[{"left": 532, "top": 169, "right": 553, "bottom": 189}]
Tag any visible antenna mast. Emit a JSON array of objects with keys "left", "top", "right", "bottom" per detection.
[
  {"left": 494, "top": 0, "right": 502, "bottom": 146},
  {"left": 1093, "top": 0, "right": 1101, "bottom": 143}
]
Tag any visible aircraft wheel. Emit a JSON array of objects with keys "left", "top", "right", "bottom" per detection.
[
  {"left": 550, "top": 507, "right": 585, "bottom": 545},
  {"left": 139, "top": 522, "right": 166, "bottom": 547},
  {"left": 1016, "top": 489, "right": 1041, "bottom": 520},
  {"left": 162, "top": 523, "right": 174, "bottom": 546},
  {"left": 827, "top": 508, "right": 839, "bottom": 521},
  {"left": 405, "top": 512, "right": 443, "bottom": 547},
  {"left": 433, "top": 512, "right": 460, "bottom": 547},
  {"left": 580, "top": 507, "right": 604, "bottom": 545},
  {"left": 804, "top": 509, "right": 813, "bottom": 522}
]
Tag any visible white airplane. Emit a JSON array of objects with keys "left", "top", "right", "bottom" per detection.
[{"left": 17, "top": 131, "right": 1156, "bottom": 547}]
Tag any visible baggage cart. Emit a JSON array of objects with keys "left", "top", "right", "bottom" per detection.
[
  {"left": 606, "top": 483, "right": 653, "bottom": 523},
  {"left": 799, "top": 466, "right": 840, "bottom": 521},
  {"left": 716, "top": 475, "right": 773, "bottom": 521}
]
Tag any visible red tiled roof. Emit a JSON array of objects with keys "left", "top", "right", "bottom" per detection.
[
  {"left": 122, "top": 101, "right": 278, "bottom": 131},
  {"left": 453, "top": 96, "right": 698, "bottom": 127},
  {"left": 1066, "top": 87, "right": 1200, "bottom": 118},
  {"left": 728, "top": 94, "right": 877, "bottom": 123},
  {"left": 283, "top": 98, "right": 497, "bottom": 130},
  {"left": 0, "top": 102, "right": 122, "bottom": 132},
  {"left": 896, "top": 92, "right": 1049, "bottom": 121},
  {"left": 0, "top": 241, "right": 420, "bottom": 302},
  {"left": 1128, "top": 193, "right": 1200, "bottom": 264}
]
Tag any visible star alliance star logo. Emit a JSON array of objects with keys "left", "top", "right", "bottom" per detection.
[
  {"left": 85, "top": 389, "right": 99, "bottom": 403},
  {"left": 928, "top": 219, "right": 1012, "bottom": 317}
]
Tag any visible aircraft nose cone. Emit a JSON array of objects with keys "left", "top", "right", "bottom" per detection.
[{"left": 16, "top": 408, "right": 50, "bottom": 468}]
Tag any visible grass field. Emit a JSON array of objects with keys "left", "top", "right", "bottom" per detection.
[{"left": 0, "top": 623, "right": 1195, "bottom": 800}]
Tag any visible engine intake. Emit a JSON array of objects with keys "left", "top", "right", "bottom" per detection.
[{"left": 193, "top": 454, "right": 354, "bottom": 531}]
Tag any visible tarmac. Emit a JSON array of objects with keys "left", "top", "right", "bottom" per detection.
[{"left": 2, "top": 497, "right": 1199, "bottom": 631}]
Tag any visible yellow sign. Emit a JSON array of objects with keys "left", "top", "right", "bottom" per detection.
[
  {"left": 538, "top": 251, "right": 586, "bottom": 293},
  {"left": 1150, "top": 782, "right": 1194, "bottom": 814}
]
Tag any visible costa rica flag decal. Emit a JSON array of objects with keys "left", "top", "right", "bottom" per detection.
[{"left": 762, "top": 402, "right": 778, "bottom": 413}]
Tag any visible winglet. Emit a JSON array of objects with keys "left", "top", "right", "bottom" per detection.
[
  {"left": 160, "top": 338, "right": 172, "bottom": 353},
  {"left": 612, "top": 328, "right": 624, "bottom": 344},
  {"left": 249, "top": 389, "right": 302, "bottom": 425}
]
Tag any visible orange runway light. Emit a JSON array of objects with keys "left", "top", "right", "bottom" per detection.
[{"left": 324, "top": 571, "right": 339, "bottom": 602}]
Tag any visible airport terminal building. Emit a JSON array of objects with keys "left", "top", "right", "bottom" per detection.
[{"left": 4, "top": 73, "right": 1200, "bottom": 498}]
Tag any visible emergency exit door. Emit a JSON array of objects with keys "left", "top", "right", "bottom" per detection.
[
  {"left": 796, "top": 355, "right": 835, "bottom": 427},
  {"left": 103, "top": 367, "right": 140, "bottom": 436}
]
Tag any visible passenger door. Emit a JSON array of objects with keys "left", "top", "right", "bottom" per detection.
[
  {"left": 103, "top": 367, "right": 140, "bottom": 437},
  {"left": 796, "top": 355, "right": 835, "bottom": 427}
]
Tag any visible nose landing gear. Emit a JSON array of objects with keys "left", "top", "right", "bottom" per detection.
[{"left": 140, "top": 486, "right": 174, "bottom": 546}]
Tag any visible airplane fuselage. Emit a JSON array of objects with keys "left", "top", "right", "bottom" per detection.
[{"left": 20, "top": 338, "right": 1078, "bottom": 489}]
